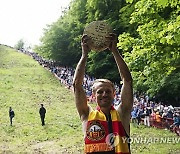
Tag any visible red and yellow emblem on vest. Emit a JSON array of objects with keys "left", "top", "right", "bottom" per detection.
[{"left": 86, "top": 121, "right": 106, "bottom": 141}]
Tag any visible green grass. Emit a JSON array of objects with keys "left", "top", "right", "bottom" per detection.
[
  {"left": 131, "top": 124, "right": 180, "bottom": 154},
  {"left": 0, "top": 45, "right": 179, "bottom": 153}
]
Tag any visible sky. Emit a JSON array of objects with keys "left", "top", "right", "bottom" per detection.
[{"left": 0, "top": 0, "right": 71, "bottom": 47}]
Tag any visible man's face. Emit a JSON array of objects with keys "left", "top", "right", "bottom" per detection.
[{"left": 94, "top": 82, "right": 115, "bottom": 108}]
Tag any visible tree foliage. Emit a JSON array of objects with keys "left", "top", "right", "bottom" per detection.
[
  {"left": 14, "top": 39, "right": 25, "bottom": 50},
  {"left": 35, "top": 0, "right": 180, "bottom": 106},
  {"left": 118, "top": 0, "right": 180, "bottom": 105}
]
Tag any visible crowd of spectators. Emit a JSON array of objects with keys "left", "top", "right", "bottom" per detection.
[
  {"left": 131, "top": 94, "right": 180, "bottom": 136},
  {"left": 19, "top": 49, "right": 180, "bottom": 136}
]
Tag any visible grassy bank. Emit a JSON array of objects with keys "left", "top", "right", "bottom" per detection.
[{"left": 0, "top": 45, "right": 179, "bottom": 153}]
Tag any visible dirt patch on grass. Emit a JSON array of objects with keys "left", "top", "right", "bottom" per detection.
[{"left": 29, "top": 140, "right": 82, "bottom": 153}]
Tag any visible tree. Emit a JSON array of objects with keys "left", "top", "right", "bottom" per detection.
[
  {"left": 118, "top": 0, "right": 180, "bottom": 105},
  {"left": 35, "top": 0, "right": 88, "bottom": 66},
  {"left": 14, "top": 39, "right": 25, "bottom": 51},
  {"left": 35, "top": 0, "right": 180, "bottom": 105}
]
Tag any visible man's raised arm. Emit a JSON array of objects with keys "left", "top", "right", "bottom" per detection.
[
  {"left": 73, "top": 35, "right": 91, "bottom": 121},
  {"left": 108, "top": 34, "right": 133, "bottom": 135}
]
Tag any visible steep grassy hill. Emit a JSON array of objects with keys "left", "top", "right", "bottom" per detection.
[
  {"left": 0, "top": 45, "right": 83, "bottom": 153},
  {"left": 0, "top": 45, "right": 179, "bottom": 154}
]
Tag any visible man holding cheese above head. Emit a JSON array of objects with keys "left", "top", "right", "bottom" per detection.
[{"left": 73, "top": 30, "right": 133, "bottom": 154}]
